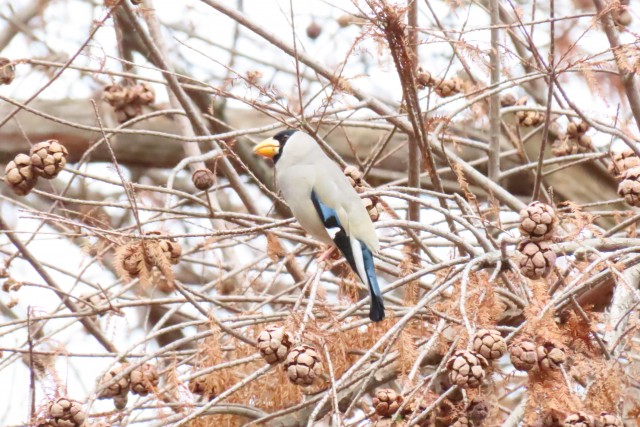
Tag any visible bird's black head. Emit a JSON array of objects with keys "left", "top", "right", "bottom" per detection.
[
  {"left": 271, "top": 129, "right": 297, "bottom": 162},
  {"left": 253, "top": 129, "right": 298, "bottom": 163}
]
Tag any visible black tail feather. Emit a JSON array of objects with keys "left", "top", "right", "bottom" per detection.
[
  {"left": 332, "top": 230, "right": 385, "bottom": 322},
  {"left": 369, "top": 290, "right": 385, "bottom": 322}
]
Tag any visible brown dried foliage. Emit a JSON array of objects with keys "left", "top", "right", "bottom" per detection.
[{"left": 113, "top": 234, "right": 180, "bottom": 290}]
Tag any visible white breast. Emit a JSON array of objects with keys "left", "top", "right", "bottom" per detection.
[{"left": 276, "top": 163, "right": 334, "bottom": 245}]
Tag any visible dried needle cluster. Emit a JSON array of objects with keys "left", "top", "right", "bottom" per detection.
[{"left": 114, "top": 232, "right": 182, "bottom": 291}]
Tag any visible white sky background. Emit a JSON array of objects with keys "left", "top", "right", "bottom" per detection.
[{"left": 0, "top": 0, "right": 639, "bottom": 425}]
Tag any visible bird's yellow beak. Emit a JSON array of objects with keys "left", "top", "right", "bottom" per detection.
[{"left": 253, "top": 138, "right": 280, "bottom": 159}]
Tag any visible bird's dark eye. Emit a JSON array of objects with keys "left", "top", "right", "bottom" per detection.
[{"left": 273, "top": 129, "right": 296, "bottom": 145}]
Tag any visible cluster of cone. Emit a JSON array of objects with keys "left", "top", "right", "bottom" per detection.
[
  {"left": 551, "top": 121, "right": 592, "bottom": 157},
  {"left": 254, "top": 326, "right": 323, "bottom": 387},
  {"left": 415, "top": 68, "right": 463, "bottom": 98},
  {"left": 344, "top": 166, "right": 383, "bottom": 222},
  {"left": 116, "top": 231, "right": 182, "bottom": 291},
  {"left": 0, "top": 57, "right": 14, "bottom": 85},
  {"left": 4, "top": 140, "right": 68, "bottom": 196},
  {"left": 516, "top": 201, "right": 557, "bottom": 280},
  {"left": 546, "top": 411, "right": 623, "bottom": 427},
  {"left": 501, "top": 95, "right": 545, "bottom": 127},
  {"left": 446, "top": 329, "right": 506, "bottom": 391},
  {"left": 369, "top": 329, "right": 504, "bottom": 426},
  {"left": 611, "top": 149, "right": 640, "bottom": 207},
  {"left": 103, "top": 81, "right": 155, "bottom": 123},
  {"left": 37, "top": 398, "right": 86, "bottom": 427},
  {"left": 188, "top": 327, "right": 321, "bottom": 401},
  {"left": 39, "top": 369, "right": 160, "bottom": 427},
  {"left": 96, "top": 363, "right": 159, "bottom": 410},
  {"left": 373, "top": 392, "right": 487, "bottom": 426}
]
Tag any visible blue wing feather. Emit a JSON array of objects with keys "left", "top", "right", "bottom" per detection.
[
  {"left": 310, "top": 190, "right": 341, "bottom": 230},
  {"left": 310, "top": 190, "right": 385, "bottom": 321}
]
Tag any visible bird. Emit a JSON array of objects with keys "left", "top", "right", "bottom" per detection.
[{"left": 253, "top": 129, "right": 385, "bottom": 322}]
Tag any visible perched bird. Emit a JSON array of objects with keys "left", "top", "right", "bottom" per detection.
[{"left": 253, "top": 129, "right": 385, "bottom": 321}]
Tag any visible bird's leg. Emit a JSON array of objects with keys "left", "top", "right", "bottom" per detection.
[{"left": 318, "top": 246, "right": 337, "bottom": 265}]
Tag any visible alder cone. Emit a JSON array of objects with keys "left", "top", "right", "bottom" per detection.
[
  {"left": 306, "top": 21, "right": 322, "bottom": 39},
  {"left": 434, "top": 398, "right": 457, "bottom": 427},
  {"left": 416, "top": 68, "right": 436, "bottom": 89},
  {"left": 509, "top": 340, "right": 537, "bottom": 371},
  {"left": 543, "top": 411, "right": 563, "bottom": 427},
  {"left": 451, "top": 416, "right": 472, "bottom": 427},
  {"left": 617, "top": 166, "right": 640, "bottom": 207},
  {"left": 467, "top": 398, "right": 489, "bottom": 424},
  {"left": 615, "top": 10, "right": 632, "bottom": 27},
  {"left": 113, "top": 393, "right": 128, "bottom": 410},
  {"left": 516, "top": 240, "right": 556, "bottom": 280},
  {"left": 501, "top": 93, "right": 517, "bottom": 107},
  {"left": 609, "top": 149, "right": 640, "bottom": 179},
  {"left": 362, "top": 195, "right": 382, "bottom": 222},
  {"left": 598, "top": 412, "right": 623, "bottom": 427},
  {"left": 516, "top": 110, "right": 545, "bottom": 127},
  {"left": 189, "top": 375, "right": 206, "bottom": 394},
  {"left": 5, "top": 153, "right": 37, "bottom": 196},
  {"left": 537, "top": 342, "right": 566, "bottom": 371},
  {"left": 344, "top": 165, "right": 363, "bottom": 182},
  {"left": 130, "top": 82, "right": 155, "bottom": 104},
  {"left": 192, "top": 168, "right": 214, "bottom": 190},
  {"left": 119, "top": 242, "right": 145, "bottom": 278},
  {"left": 337, "top": 14, "right": 354, "bottom": 27},
  {"left": 566, "top": 121, "right": 589, "bottom": 138},
  {"left": 435, "top": 77, "right": 462, "bottom": 98},
  {"left": 189, "top": 374, "right": 215, "bottom": 400},
  {"left": 473, "top": 328, "right": 507, "bottom": 360},
  {"left": 446, "top": 350, "right": 488, "bottom": 388},
  {"left": 0, "top": 57, "right": 15, "bottom": 85},
  {"left": 284, "top": 344, "right": 323, "bottom": 386},
  {"left": 519, "top": 201, "right": 557, "bottom": 242},
  {"left": 344, "top": 165, "right": 381, "bottom": 222},
  {"left": 372, "top": 388, "right": 403, "bottom": 417},
  {"left": 564, "top": 412, "right": 594, "bottom": 427},
  {"left": 551, "top": 135, "right": 580, "bottom": 157},
  {"left": 97, "top": 363, "right": 130, "bottom": 399},
  {"left": 158, "top": 238, "right": 182, "bottom": 265},
  {"left": 103, "top": 82, "right": 155, "bottom": 122},
  {"left": 30, "top": 140, "right": 69, "bottom": 179},
  {"left": 367, "top": 203, "right": 381, "bottom": 222},
  {"left": 576, "top": 134, "right": 593, "bottom": 151},
  {"left": 103, "top": 83, "right": 129, "bottom": 109},
  {"left": 257, "top": 326, "right": 293, "bottom": 364},
  {"left": 130, "top": 363, "right": 158, "bottom": 396},
  {"left": 47, "top": 398, "right": 87, "bottom": 427}
]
